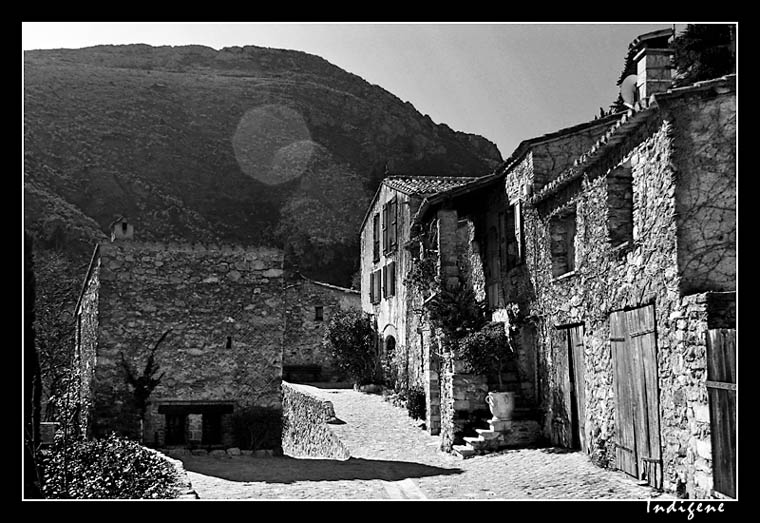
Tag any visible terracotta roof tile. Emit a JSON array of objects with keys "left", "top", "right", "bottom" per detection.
[{"left": 383, "top": 175, "right": 478, "bottom": 196}]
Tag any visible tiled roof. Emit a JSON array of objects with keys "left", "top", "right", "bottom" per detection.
[{"left": 383, "top": 175, "right": 479, "bottom": 196}]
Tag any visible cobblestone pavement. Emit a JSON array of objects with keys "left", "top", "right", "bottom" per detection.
[{"left": 182, "top": 387, "right": 674, "bottom": 500}]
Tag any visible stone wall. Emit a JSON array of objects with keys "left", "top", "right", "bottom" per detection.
[
  {"left": 281, "top": 382, "right": 350, "bottom": 459},
  {"left": 85, "top": 240, "right": 285, "bottom": 449},
  {"left": 509, "top": 96, "right": 734, "bottom": 498},
  {"left": 75, "top": 249, "right": 101, "bottom": 438},
  {"left": 531, "top": 120, "right": 620, "bottom": 190},
  {"left": 283, "top": 279, "right": 360, "bottom": 382},
  {"left": 666, "top": 90, "right": 736, "bottom": 295}
]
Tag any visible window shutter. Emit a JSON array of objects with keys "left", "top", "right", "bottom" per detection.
[
  {"left": 373, "top": 213, "right": 380, "bottom": 261},
  {"left": 389, "top": 261, "right": 396, "bottom": 296},
  {"left": 382, "top": 203, "right": 388, "bottom": 253},
  {"left": 369, "top": 272, "right": 374, "bottom": 303},
  {"left": 390, "top": 198, "right": 397, "bottom": 250},
  {"left": 382, "top": 265, "right": 387, "bottom": 299}
]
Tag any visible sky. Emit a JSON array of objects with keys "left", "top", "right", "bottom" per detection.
[{"left": 22, "top": 22, "right": 689, "bottom": 159}]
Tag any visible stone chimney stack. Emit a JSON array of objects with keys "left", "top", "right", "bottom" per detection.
[
  {"left": 110, "top": 216, "right": 134, "bottom": 242},
  {"left": 632, "top": 28, "right": 675, "bottom": 101}
]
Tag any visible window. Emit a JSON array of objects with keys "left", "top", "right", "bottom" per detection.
[
  {"left": 314, "top": 305, "right": 324, "bottom": 321},
  {"left": 225, "top": 336, "right": 232, "bottom": 349},
  {"left": 550, "top": 209, "right": 577, "bottom": 278},
  {"left": 607, "top": 162, "right": 634, "bottom": 248},
  {"left": 382, "top": 198, "right": 398, "bottom": 255},
  {"left": 372, "top": 213, "right": 380, "bottom": 262},
  {"left": 382, "top": 203, "right": 388, "bottom": 254},
  {"left": 388, "top": 198, "right": 398, "bottom": 253},
  {"left": 504, "top": 203, "right": 524, "bottom": 270},
  {"left": 370, "top": 270, "right": 382, "bottom": 304},
  {"left": 384, "top": 261, "right": 396, "bottom": 298}
]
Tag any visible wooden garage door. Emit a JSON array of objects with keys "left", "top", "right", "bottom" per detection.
[{"left": 610, "top": 304, "right": 662, "bottom": 489}]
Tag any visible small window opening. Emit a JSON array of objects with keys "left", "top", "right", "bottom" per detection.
[
  {"left": 121, "top": 222, "right": 128, "bottom": 233},
  {"left": 225, "top": 336, "right": 232, "bottom": 349},
  {"left": 550, "top": 209, "right": 577, "bottom": 278},
  {"left": 608, "top": 162, "right": 634, "bottom": 248},
  {"left": 314, "top": 306, "right": 324, "bottom": 321}
]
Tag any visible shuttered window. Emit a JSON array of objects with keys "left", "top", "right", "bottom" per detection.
[
  {"left": 387, "top": 261, "right": 396, "bottom": 297},
  {"left": 382, "top": 204, "right": 389, "bottom": 254},
  {"left": 370, "top": 270, "right": 382, "bottom": 304},
  {"left": 372, "top": 213, "right": 380, "bottom": 262},
  {"left": 389, "top": 198, "right": 398, "bottom": 252}
]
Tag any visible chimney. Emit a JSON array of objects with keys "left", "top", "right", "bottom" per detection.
[
  {"left": 631, "top": 29, "right": 675, "bottom": 101},
  {"left": 110, "top": 216, "right": 134, "bottom": 242}
]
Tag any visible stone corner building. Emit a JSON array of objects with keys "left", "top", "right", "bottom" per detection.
[
  {"left": 74, "top": 217, "right": 286, "bottom": 450},
  {"left": 362, "top": 29, "right": 736, "bottom": 499}
]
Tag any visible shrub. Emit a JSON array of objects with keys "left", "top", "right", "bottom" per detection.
[
  {"left": 455, "top": 321, "right": 514, "bottom": 389},
  {"left": 231, "top": 406, "right": 284, "bottom": 451},
  {"left": 322, "top": 310, "right": 378, "bottom": 385},
  {"left": 41, "top": 433, "right": 180, "bottom": 499},
  {"left": 380, "top": 349, "right": 399, "bottom": 391},
  {"left": 406, "top": 386, "right": 426, "bottom": 421}
]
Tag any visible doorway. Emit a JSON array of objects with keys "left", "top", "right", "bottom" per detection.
[
  {"left": 556, "top": 324, "right": 585, "bottom": 450},
  {"left": 165, "top": 413, "right": 187, "bottom": 445},
  {"left": 610, "top": 304, "right": 663, "bottom": 489}
]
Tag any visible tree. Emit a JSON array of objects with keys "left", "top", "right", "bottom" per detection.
[
  {"left": 120, "top": 330, "right": 170, "bottom": 442},
  {"left": 322, "top": 310, "right": 378, "bottom": 385},
  {"left": 456, "top": 322, "right": 514, "bottom": 390},
  {"left": 672, "top": 24, "right": 735, "bottom": 87}
]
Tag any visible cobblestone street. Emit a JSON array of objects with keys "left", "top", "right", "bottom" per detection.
[{"left": 181, "top": 387, "right": 674, "bottom": 500}]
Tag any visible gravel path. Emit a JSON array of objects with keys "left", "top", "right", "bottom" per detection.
[{"left": 180, "top": 387, "right": 673, "bottom": 500}]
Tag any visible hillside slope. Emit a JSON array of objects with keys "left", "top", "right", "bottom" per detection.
[{"left": 24, "top": 44, "right": 502, "bottom": 286}]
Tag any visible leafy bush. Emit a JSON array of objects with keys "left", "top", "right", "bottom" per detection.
[
  {"left": 231, "top": 406, "right": 284, "bottom": 451},
  {"left": 406, "top": 386, "right": 426, "bottom": 421},
  {"left": 322, "top": 310, "right": 378, "bottom": 385},
  {"left": 455, "top": 321, "right": 514, "bottom": 388},
  {"left": 41, "top": 433, "right": 180, "bottom": 499},
  {"left": 425, "top": 285, "right": 487, "bottom": 342},
  {"left": 380, "top": 349, "right": 399, "bottom": 391}
]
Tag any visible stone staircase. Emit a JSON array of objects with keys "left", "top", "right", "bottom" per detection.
[{"left": 452, "top": 407, "right": 542, "bottom": 459}]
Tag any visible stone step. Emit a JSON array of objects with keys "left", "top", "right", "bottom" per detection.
[
  {"left": 452, "top": 445, "right": 476, "bottom": 459},
  {"left": 463, "top": 436, "right": 498, "bottom": 451},
  {"left": 474, "top": 428, "right": 500, "bottom": 440}
]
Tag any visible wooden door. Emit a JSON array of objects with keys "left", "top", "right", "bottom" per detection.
[
  {"left": 611, "top": 310, "right": 638, "bottom": 477},
  {"left": 568, "top": 326, "right": 586, "bottom": 452},
  {"left": 627, "top": 305, "right": 663, "bottom": 489},
  {"left": 610, "top": 304, "right": 662, "bottom": 488},
  {"left": 706, "top": 329, "right": 736, "bottom": 498},
  {"left": 554, "top": 324, "right": 585, "bottom": 450}
]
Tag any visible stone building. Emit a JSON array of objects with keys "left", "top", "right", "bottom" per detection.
[
  {"left": 283, "top": 273, "right": 361, "bottom": 383},
  {"left": 74, "top": 217, "right": 286, "bottom": 450},
  {"left": 359, "top": 174, "right": 478, "bottom": 433},
  {"left": 374, "top": 29, "right": 736, "bottom": 499}
]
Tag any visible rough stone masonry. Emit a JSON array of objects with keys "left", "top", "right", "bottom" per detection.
[{"left": 75, "top": 236, "right": 285, "bottom": 450}]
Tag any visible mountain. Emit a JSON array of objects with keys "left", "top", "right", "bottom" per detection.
[{"left": 24, "top": 44, "right": 503, "bottom": 289}]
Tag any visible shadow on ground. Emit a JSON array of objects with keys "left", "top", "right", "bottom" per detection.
[{"left": 181, "top": 455, "right": 463, "bottom": 484}]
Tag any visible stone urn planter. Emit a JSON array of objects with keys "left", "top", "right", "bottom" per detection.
[{"left": 486, "top": 391, "right": 516, "bottom": 420}]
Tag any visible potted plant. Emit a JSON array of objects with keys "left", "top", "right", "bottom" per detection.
[{"left": 456, "top": 321, "right": 516, "bottom": 420}]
